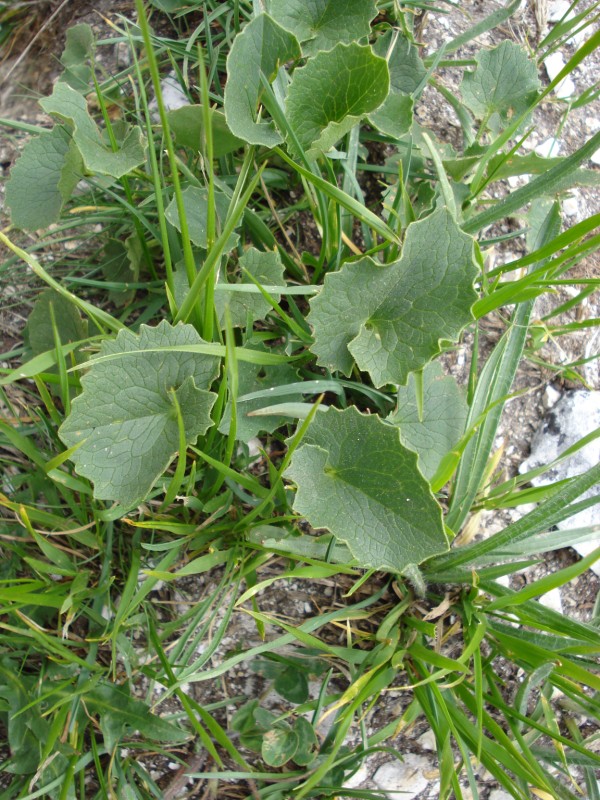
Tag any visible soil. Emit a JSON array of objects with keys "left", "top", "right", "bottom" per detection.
[{"left": 0, "top": 1, "right": 599, "bottom": 799}]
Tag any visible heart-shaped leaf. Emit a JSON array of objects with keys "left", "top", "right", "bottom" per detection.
[
  {"left": 40, "top": 82, "right": 146, "bottom": 178},
  {"left": 286, "top": 43, "right": 389, "bottom": 157},
  {"left": 388, "top": 361, "right": 468, "bottom": 481},
  {"left": 286, "top": 406, "right": 447, "bottom": 573},
  {"left": 308, "top": 208, "right": 478, "bottom": 386},
  {"left": 269, "top": 0, "right": 377, "bottom": 56},
  {"left": 59, "top": 321, "right": 219, "bottom": 507},
  {"left": 5, "top": 126, "right": 83, "bottom": 231},
  {"left": 224, "top": 13, "right": 301, "bottom": 147},
  {"left": 460, "top": 41, "right": 540, "bottom": 132}
]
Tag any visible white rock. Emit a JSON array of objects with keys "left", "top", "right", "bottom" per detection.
[
  {"left": 417, "top": 729, "right": 437, "bottom": 751},
  {"left": 539, "top": 586, "right": 563, "bottom": 613},
  {"left": 489, "top": 791, "right": 514, "bottom": 800},
  {"left": 149, "top": 72, "right": 188, "bottom": 118},
  {"left": 344, "top": 764, "right": 369, "bottom": 789},
  {"left": 535, "top": 137, "right": 561, "bottom": 158},
  {"left": 544, "top": 53, "right": 576, "bottom": 99},
  {"left": 543, "top": 384, "right": 562, "bottom": 409},
  {"left": 562, "top": 195, "right": 579, "bottom": 216},
  {"left": 520, "top": 391, "right": 600, "bottom": 574},
  {"left": 591, "top": 148, "right": 600, "bottom": 166},
  {"left": 548, "top": 1, "right": 573, "bottom": 22},
  {"left": 373, "top": 754, "right": 430, "bottom": 800}
]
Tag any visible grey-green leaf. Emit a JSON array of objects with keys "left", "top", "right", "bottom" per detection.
[
  {"left": 388, "top": 361, "right": 467, "bottom": 481},
  {"left": 4, "top": 126, "right": 83, "bottom": 231},
  {"left": 460, "top": 41, "right": 540, "bottom": 131},
  {"left": 40, "top": 82, "right": 146, "bottom": 178},
  {"left": 308, "top": 208, "right": 478, "bottom": 386},
  {"left": 59, "top": 23, "right": 94, "bottom": 91},
  {"left": 59, "top": 321, "right": 219, "bottom": 508},
  {"left": 167, "top": 105, "right": 244, "bottom": 157},
  {"left": 268, "top": 0, "right": 377, "bottom": 56},
  {"left": 26, "top": 289, "right": 87, "bottom": 355},
  {"left": 224, "top": 13, "right": 301, "bottom": 147},
  {"left": 164, "top": 185, "right": 238, "bottom": 251},
  {"left": 218, "top": 353, "right": 300, "bottom": 442},
  {"left": 368, "top": 29, "right": 425, "bottom": 138},
  {"left": 214, "top": 247, "right": 285, "bottom": 328},
  {"left": 286, "top": 43, "right": 389, "bottom": 157},
  {"left": 286, "top": 406, "right": 447, "bottom": 572}
]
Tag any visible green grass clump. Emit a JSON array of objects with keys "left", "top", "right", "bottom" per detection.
[{"left": 0, "top": 1, "right": 599, "bottom": 798}]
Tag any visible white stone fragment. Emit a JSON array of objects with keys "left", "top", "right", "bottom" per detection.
[
  {"left": 549, "top": 1, "right": 571, "bottom": 21},
  {"left": 539, "top": 586, "right": 563, "bottom": 614},
  {"left": 562, "top": 195, "right": 579, "bottom": 216},
  {"left": 543, "top": 384, "right": 562, "bottom": 409},
  {"left": 489, "top": 791, "right": 515, "bottom": 800},
  {"left": 373, "top": 754, "right": 430, "bottom": 800},
  {"left": 417, "top": 729, "right": 437, "bottom": 751},
  {"left": 149, "top": 72, "right": 188, "bottom": 119},
  {"left": 344, "top": 764, "right": 369, "bottom": 789},
  {"left": 520, "top": 391, "right": 600, "bottom": 574},
  {"left": 591, "top": 148, "right": 600, "bottom": 166},
  {"left": 544, "top": 53, "right": 576, "bottom": 99},
  {"left": 535, "top": 137, "right": 561, "bottom": 158}
]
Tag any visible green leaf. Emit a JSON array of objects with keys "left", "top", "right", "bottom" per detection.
[
  {"left": 26, "top": 289, "right": 87, "bottom": 356},
  {"left": 59, "top": 321, "right": 219, "bottom": 507},
  {"left": 224, "top": 13, "right": 301, "bottom": 147},
  {"left": 286, "top": 43, "right": 389, "bottom": 158},
  {"left": 59, "top": 23, "right": 94, "bottom": 91},
  {"left": 165, "top": 185, "right": 238, "bottom": 251},
  {"left": 388, "top": 361, "right": 467, "bottom": 481},
  {"left": 286, "top": 406, "right": 447, "bottom": 573},
  {"left": 292, "top": 717, "right": 318, "bottom": 766},
  {"left": 39, "top": 82, "right": 146, "bottom": 178},
  {"left": 101, "top": 236, "right": 142, "bottom": 307},
  {"left": 4, "top": 126, "right": 83, "bottom": 231},
  {"left": 87, "top": 684, "right": 188, "bottom": 753},
  {"left": 218, "top": 353, "right": 300, "bottom": 443},
  {"left": 460, "top": 41, "right": 540, "bottom": 131},
  {"left": 274, "top": 666, "right": 309, "bottom": 703},
  {"left": 268, "top": 0, "right": 377, "bottom": 56},
  {"left": 166, "top": 104, "right": 244, "bottom": 157},
  {"left": 367, "top": 29, "right": 425, "bottom": 138},
  {"left": 308, "top": 208, "right": 478, "bottom": 386},
  {"left": 215, "top": 247, "right": 285, "bottom": 328},
  {"left": 262, "top": 724, "right": 299, "bottom": 767}
]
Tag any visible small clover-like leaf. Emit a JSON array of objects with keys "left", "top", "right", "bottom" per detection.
[
  {"left": 460, "top": 41, "right": 540, "bottom": 132},
  {"left": 262, "top": 725, "right": 299, "bottom": 768},
  {"left": 40, "top": 82, "right": 146, "bottom": 178},
  {"left": 269, "top": 0, "right": 377, "bottom": 56},
  {"left": 59, "top": 321, "right": 219, "bottom": 508},
  {"left": 214, "top": 247, "right": 285, "bottom": 328},
  {"left": 388, "top": 361, "right": 468, "bottom": 481},
  {"left": 286, "top": 406, "right": 447, "bottom": 573},
  {"left": 5, "top": 126, "right": 83, "bottom": 231},
  {"left": 224, "top": 13, "right": 301, "bottom": 147},
  {"left": 286, "top": 43, "right": 389, "bottom": 158},
  {"left": 308, "top": 208, "right": 478, "bottom": 387}
]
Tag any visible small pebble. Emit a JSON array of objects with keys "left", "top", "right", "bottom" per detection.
[
  {"left": 591, "top": 149, "right": 600, "bottom": 166},
  {"left": 542, "top": 384, "right": 561, "bottom": 409},
  {"left": 544, "top": 53, "right": 576, "bottom": 99},
  {"left": 373, "top": 754, "right": 430, "bottom": 800},
  {"left": 539, "top": 586, "right": 563, "bottom": 614},
  {"left": 344, "top": 764, "right": 369, "bottom": 789},
  {"left": 562, "top": 195, "right": 579, "bottom": 216},
  {"left": 535, "top": 137, "right": 561, "bottom": 158}
]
